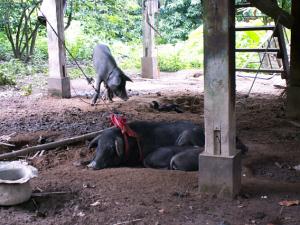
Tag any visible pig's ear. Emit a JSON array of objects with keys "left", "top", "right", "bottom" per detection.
[
  {"left": 123, "top": 74, "right": 133, "bottom": 82},
  {"left": 115, "top": 136, "right": 124, "bottom": 157}
]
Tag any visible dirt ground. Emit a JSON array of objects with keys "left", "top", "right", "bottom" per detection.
[{"left": 0, "top": 71, "right": 300, "bottom": 225}]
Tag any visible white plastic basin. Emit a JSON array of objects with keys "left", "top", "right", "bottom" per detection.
[{"left": 0, "top": 161, "right": 37, "bottom": 206}]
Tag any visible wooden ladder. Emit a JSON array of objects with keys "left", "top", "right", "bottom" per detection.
[{"left": 234, "top": 1, "right": 290, "bottom": 81}]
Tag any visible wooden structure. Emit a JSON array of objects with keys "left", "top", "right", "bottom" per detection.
[
  {"left": 249, "top": 0, "right": 293, "bottom": 29},
  {"left": 141, "top": 0, "right": 160, "bottom": 79},
  {"left": 199, "top": 0, "right": 241, "bottom": 198},
  {"left": 199, "top": 0, "right": 297, "bottom": 198},
  {"left": 287, "top": 0, "right": 300, "bottom": 118},
  {"left": 235, "top": 1, "right": 290, "bottom": 81},
  {"left": 40, "top": 0, "right": 70, "bottom": 98}
]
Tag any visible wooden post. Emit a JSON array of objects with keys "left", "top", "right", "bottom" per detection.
[
  {"left": 141, "top": 0, "right": 159, "bottom": 79},
  {"left": 41, "top": 0, "right": 70, "bottom": 98},
  {"left": 199, "top": 0, "right": 241, "bottom": 198},
  {"left": 287, "top": 0, "right": 300, "bottom": 118}
]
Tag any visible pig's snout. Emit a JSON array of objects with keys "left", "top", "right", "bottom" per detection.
[
  {"left": 121, "top": 95, "right": 129, "bottom": 101},
  {"left": 117, "top": 90, "right": 129, "bottom": 101},
  {"left": 87, "top": 160, "right": 105, "bottom": 170}
]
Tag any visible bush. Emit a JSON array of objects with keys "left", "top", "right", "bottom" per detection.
[
  {"left": 67, "top": 36, "right": 94, "bottom": 61},
  {"left": 67, "top": 64, "right": 94, "bottom": 80},
  {"left": 0, "top": 59, "right": 47, "bottom": 83},
  {"left": 65, "top": 21, "right": 95, "bottom": 61},
  {"left": 110, "top": 42, "right": 142, "bottom": 70},
  {"left": 158, "top": 26, "right": 204, "bottom": 72},
  {"left": 33, "top": 36, "right": 49, "bottom": 61},
  {"left": 158, "top": 49, "right": 184, "bottom": 72},
  {"left": 0, "top": 32, "right": 13, "bottom": 61},
  {"left": 0, "top": 71, "right": 16, "bottom": 85}
]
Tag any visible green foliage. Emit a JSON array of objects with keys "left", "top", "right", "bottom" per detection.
[
  {"left": 68, "top": 0, "right": 203, "bottom": 44},
  {"left": 68, "top": 64, "right": 94, "bottom": 79},
  {"left": 0, "top": 59, "right": 30, "bottom": 78},
  {"left": 33, "top": 36, "right": 48, "bottom": 61},
  {"left": 158, "top": 26, "right": 203, "bottom": 72},
  {"left": 21, "top": 84, "right": 33, "bottom": 96},
  {"left": 0, "top": 59, "right": 47, "bottom": 85},
  {"left": 235, "top": 20, "right": 269, "bottom": 69},
  {"left": 158, "top": 52, "right": 183, "bottom": 72},
  {"left": 0, "top": 0, "right": 42, "bottom": 62},
  {"left": 236, "top": 0, "right": 291, "bottom": 22},
  {"left": 278, "top": 0, "right": 291, "bottom": 12},
  {"left": 0, "top": 32, "right": 13, "bottom": 60},
  {"left": 111, "top": 43, "right": 142, "bottom": 70},
  {"left": 64, "top": 22, "right": 95, "bottom": 61},
  {"left": 0, "top": 71, "right": 16, "bottom": 85},
  {"left": 158, "top": 0, "right": 203, "bottom": 44},
  {"left": 67, "top": 36, "right": 94, "bottom": 61},
  {"left": 72, "top": 0, "right": 142, "bottom": 42}
]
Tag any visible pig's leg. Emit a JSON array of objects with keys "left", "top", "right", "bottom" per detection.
[
  {"left": 176, "top": 128, "right": 205, "bottom": 147},
  {"left": 170, "top": 148, "right": 203, "bottom": 171},
  {"left": 104, "top": 87, "right": 114, "bottom": 102},
  {"left": 143, "top": 148, "right": 175, "bottom": 169},
  {"left": 102, "top": 84, "right": 114, "bottom": 102},
  {"left": 107, "top": 89, "right": 114, "bottom": 101},
  {"left": 91, "top": 77, "right": 102, "bottom": 106}
]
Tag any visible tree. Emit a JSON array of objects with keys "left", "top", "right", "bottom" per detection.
[
  {"left": 0, "top": 0, "right": 42, "bottom": 62},
  {"left": 157, "top": 0, "right": 203, "bottom": 44},
  {"left": 71, "top": 0, "right": 142, "bottom": 42}
]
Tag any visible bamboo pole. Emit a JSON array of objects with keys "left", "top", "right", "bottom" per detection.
[{"left": 0, "top": 129, "right": 106, "bottom": 160}]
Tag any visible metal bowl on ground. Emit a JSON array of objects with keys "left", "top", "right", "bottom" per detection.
[{"left": 0, "top": 161, "right": 37, "bottom": 206}]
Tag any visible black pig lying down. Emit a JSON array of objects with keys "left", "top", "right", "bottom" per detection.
[
  {"left": 91, "top": 44, "right": 132, "bottom": 105},
  {"left": 87, "top": 121, "right": 248, "bottom": 171}
]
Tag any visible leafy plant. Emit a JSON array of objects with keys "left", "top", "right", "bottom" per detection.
[
  {"left": 157, "top": 26, "right": 203, "bottom": 72},
  {"left": 235, "top": 20, "right": 269, "bottom": 68},
  {"left": 67, "top": 64, "right": 94, "bottom": 79},
  {"left": 158, "top": 0, "right": 203, "bottom": 44},
  {"left": 0, "top": 71, "right": 16, "bottom": 85},
  {"left": 21, "top": 84, "right": 32, "bottom": 96},
  {"left": 0, "top": 32, "right": 13, "bottom": 60},
  {"left": 71, "top": 0, "right": 142, "bottom": 43},
  {"left": 0, "top": 0, "right": 42, "bottom": 62},
  {"left": 0, "top": 58, "right": 46, "bottom": 82}
]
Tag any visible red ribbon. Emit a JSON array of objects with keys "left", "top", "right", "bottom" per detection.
[{"left": 110, "top": 114, "right": 143, "bottom": 161}]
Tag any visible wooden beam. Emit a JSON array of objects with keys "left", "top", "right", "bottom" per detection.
[
  {"left": 289, "top": 0, "right": 300, "bottom": 86},
  {"left": 249, "top": 0, "right": 293, "bottom": 29},
  {"left": 141, "top": 0, "right": 159, "bottom": 79},
  {"left": 286, "top": 0, "right": 300, "bottom": 118},
  {"left": 41, "top": 0, "right": 70, "bottom": 98},
  {"left": 203, "top": 0, "right": 236, "bottom": 156},
  {"left": 200, "top": 0, "right": 241, "bottom": 198}
]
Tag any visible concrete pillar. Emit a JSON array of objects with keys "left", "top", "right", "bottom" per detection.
[
  {"left": 141, "top": 0, "right": 159, "bottom": 79},
  {"left": 287, "top": 0, "right": 300, "bottom": 119},
  {"left": 41, "top": 0, "right": 70, "bottom": 98},
  {"left": 199, "top": 0, "right": 241, "bottom": 198}
]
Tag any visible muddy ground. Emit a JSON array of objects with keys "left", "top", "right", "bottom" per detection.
[{"left": 0, "top": 71, "right": 299, "bottom": 225}]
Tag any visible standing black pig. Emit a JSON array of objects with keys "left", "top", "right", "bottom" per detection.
[{"left": 91, "top": 44, "right": 132, "bottom": 105}]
